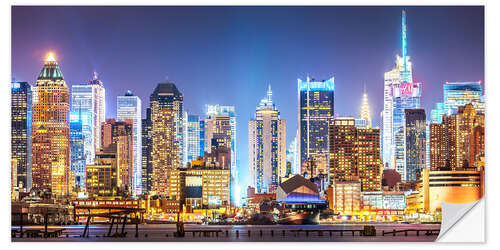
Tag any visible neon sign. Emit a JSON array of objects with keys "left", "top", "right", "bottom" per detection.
[{"left": 400, "top": 83, "right": 415, "bottom": 95}]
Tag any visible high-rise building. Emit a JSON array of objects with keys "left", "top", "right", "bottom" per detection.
[
  {"left": 141, "top": 108, "right": 153, "bottom": 193},
  {"left": 69, "top": 111, "right": 88, "bottom": 189},
  {"left": 205, "top": 104, "right": 240, "bottom": 205},
  {"left": 382, "top": 10, "right": 422, "bottom": 169},
  {"left": 11, "top": 81, "right": 32, "bottom": 191},
  {"left": 329, "top": 117, "right": 382, "bottom": 192},
  {"left": 32, "top": 53, "right": 71, "bottom": 195},
  {"left": 402, "top": 109, "right": 426, "bottom": 182},
  {"left": 443, "top": 81, "right": 483, "bottom": 115},
  {"left": 89, "top": 72, "right": 106, "bottom": 152},
  {"left": 431, "top": 102, "right": 445, "bottom": 124},
  {"left": 101, "top": 119, "right": 133, "bottom": 193},
  {"left": 298, "top": 76, "right": 335, "bottom": 171},
  {"left": 431, "top": 81, "right": 483, "bottom": 124},
  {"left": 117, "top": 90, "right": 142, "bottom": 195},
  {"left": 248, "top": 85, "right": 287, "bottom": 193},
  {"left": 430, "top": 104, "right": 484, "bottom": 171},
  {"left": 184, "top": 114, "right": 205, "bottom": 165},
  {"left": 150, "top": 83, "right": 183, "bottom": 196},
  {"left": 360, "top": 89, "right": 372, "bottom": 128}
]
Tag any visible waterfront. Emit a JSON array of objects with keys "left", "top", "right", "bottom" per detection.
[{"left": 12, "top": 223, "right": 440, "bottom": 242}]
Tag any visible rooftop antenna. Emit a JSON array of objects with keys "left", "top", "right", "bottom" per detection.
[{"left": 402, "top": 9, "right": 408, "bottom": 71}]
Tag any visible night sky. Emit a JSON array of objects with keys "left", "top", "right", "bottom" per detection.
[{"left": 11, "top": 6, "right": 484, "bottom": 195}]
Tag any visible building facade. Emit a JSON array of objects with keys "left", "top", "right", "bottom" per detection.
[
  {"left": 86, "top": 147, "right": 118, "bottom": 197},
  {"left": 117, "top": 90, "right": 142, "bottom": 195},
  {"left": 101, "top": 119, "right": 134, "bottom": 193},
  {"left": 382, "top": 10, "right": 422, "bottom": 169},
  {"left": 150, "top": 83, "right": 184, "bottom": 196},
  {"left": 298, "top": 76, "right": 335, "bottom": 171},
  {"left": 402, "top": 109, "right": 426, "bottom": 182},
  {"left": 329, "top": 117, "right": 382, "bottom": 192},
  {"left": 248, "top": 85, "right": 287, "bottom": 193},
  {"left": 11, "top": 81, "right": 32, "bottom": 191},
  {"left": 71, "top": 72, "right": 106, "bottom": 165},
  {"left": 141, "top": 108, "right": 153, "bottom": 193},
  {"left": 69, "top": 111, "right": 87, "bottom": 189},
  {"left": 32, "top": 53, "right": 72, "bottom": 195},
  {"left": 184, "top": 114, "right": 205, "bottom": 165}
]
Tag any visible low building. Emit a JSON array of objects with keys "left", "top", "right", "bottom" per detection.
[
  {"left": 361, "top": 191, "right": 406, "bottom": 220},
  {"left": 166, "top": 167, "right": 231, "bottom": 210},
  {"left": 418, "top": 168, "right": 484, "bottom": 213},
  {"left": 86, "top": 147, "right": 118, "bottom": 197},
  {"left": 328, "top": 180, "right": 362, "bottom": 215}
]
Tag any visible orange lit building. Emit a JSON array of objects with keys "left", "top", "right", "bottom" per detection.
[
  {"left": 32, "top": 53, "right": 72, "bottom": 195},
  {"left": 150, "top": 83, "right": 184, "bottom": 196},
  {"left": 329, "top": 117, "right": 382, "bottom": 192},
  {"left": 101, "top": 119, "right": 133, "bottom": 192}
]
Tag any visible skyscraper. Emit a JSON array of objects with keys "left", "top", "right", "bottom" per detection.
[
  {"left": 328, "top": 117, "right": 382, "bottom": 192},
  {"left": 248, "top": 85, "right": 287, "bottom": 193},
  {"left": 69, "top": 111, "right": 88, "bottom": 189},
  {"left": 150, "top": 82, "right": 183, "bottom": 196},
  {"left": 443, "top": 81, "right": 483, "bottom": 115},
  {"left": 71, "top": 72, "right": 106, "bottom": 165},
  {"left": 298, "top": 76, "right": 335, "bottom": 170},
  {"left": 403, "top": 109, "right": 426, "bottom": 182},
  {"left": 141, "top": 108, "right": 153, "bottom": 193},
  {"left": 184, "top": 114, "right": 205, "bottom": 165},
  {"left": 286, "top": 134, "right": 299, "bottom": 175},
  {"left": 32, "top": 53, "right": 71, "bottom": 195},
  {"left": 11, "top": 81, "right": 32, "bottom": 191},
  {"left": 382, "top": 10, "right": 422, "bottom": 169},
  {"left": 117, "top": 90, "right": 142, "bottom": 195},
  {"left": 205, "top": 104, "right": 239, "bottom": 204}
]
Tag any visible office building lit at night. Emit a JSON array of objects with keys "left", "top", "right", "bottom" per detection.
[
  {"left": 117, "top": 90, "right": 142, "bottom": 195},
  {"left": 248, "top": 85, "right": 287, "bottom": 193},
  {"left": 150, "top": 82, "right": 184, "bottom": 196},
  {"left": 32, "top": 52, "right": 72, "bottom": 195},
  {"left": 11, "top": 81, "right": 32, "bottom": 191},
  {"left": 298, "top": 76, "right": 335, "bottom": 173}
]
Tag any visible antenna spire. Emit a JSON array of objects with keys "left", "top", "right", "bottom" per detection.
[{"left": 402, "top": 9, "right": 408, "bottom": 71}]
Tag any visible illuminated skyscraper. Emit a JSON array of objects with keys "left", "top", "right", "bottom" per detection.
[
  {"left": 443, "top": 81, "right": 483, "bottom": 115},
  {"left": 403, "top": 109, "right": 426, "bottom": 182},
  {"left": 430, "top": 104, "right": 484, "bottom": 171},
  {"left": 32, "top": 53, "right": 71, "bottom": 195},
  {"left": 71, "top": 72, "right": 106, "bottom": 165},
  {"left": 205, "top": 104, "right": 239, "bottom": 205},
  {"left": 431, "top": 102, "right": 445, "bottom": 124},
  {"left": 11, "top": 81, "right": 32, "bottom": 191},
  {"left": 184, "top": 113, "right": 205, "bottom": 165},
  {"left": 101, "top": 118, "right": 133, "bottom": 193},
  {"left": 141, "top": 108, "right": 153, "bottom": 193},
  {"left": 248, "top": 85, "right": 287, "bottom": 193},
  {"left": 382, "top": 10, "right": 422, "bottom": 169},
  {"left": 360, "top": 89, "right": 372, "bottom": 128},
  {"left": 69, "top": 111, "right": 88, "bottom": 189},
  {"left": 117, "top": 90, "right": 142, "bottom": 195},
  {"left": 298, "top": 76, "right": 335, "bottom": 170},
  {"left": 329, "top": 117, "right": 382, "bottom": 191},
  {"left": 150, "top": 83, "right": 183, "bottom": 196}
]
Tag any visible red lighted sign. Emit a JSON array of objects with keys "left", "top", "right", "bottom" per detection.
[{"left": 400, "top": 83, "right": 416, "bottom": 95}]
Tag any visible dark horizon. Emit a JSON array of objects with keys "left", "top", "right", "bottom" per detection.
[{"left": 11, "top": 6, "right": 484, "bottom": 196}]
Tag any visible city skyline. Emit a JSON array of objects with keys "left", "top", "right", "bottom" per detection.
[{"left": 11, "top": 6, "right": 484, "bottom": 196}]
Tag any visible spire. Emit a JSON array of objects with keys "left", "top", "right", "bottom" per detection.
[
  {"left": 360, "top": 87, "right": 372, "bottom": 128},
  {"left": 93, "top": 71, "right": 99, "bottom": 80},
  {"left": 267, "top": 84, "right": 272, "bottom": 102},
  {"left": 88, "top": 71, "right": 103, "bottom": 86},
  {"left": 402, "top": 9, "right": 408, "bottom": 71}
]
